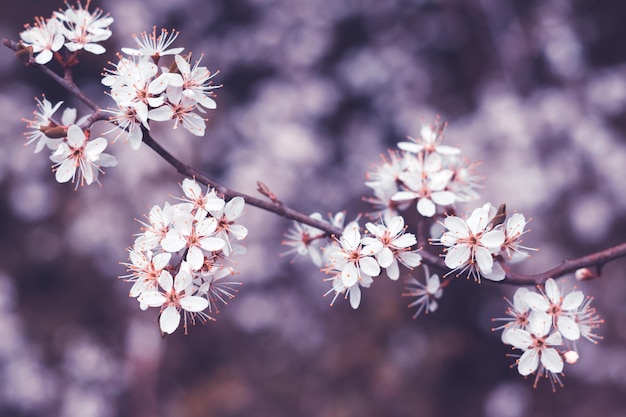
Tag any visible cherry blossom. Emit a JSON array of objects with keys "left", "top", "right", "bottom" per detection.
[
  {"left": 437, "top": 204, "right": 505, "bottom": 281},
  {"left": 54, "top": 0, "right": 113, "bottom": 55},
  {"left": 20, "top": 16, "right": 64, "bottom": 64},
  {"left": 121, "top": 27, "right": 184, "bottom": 61},
  {"left": 138, "top": 263, "right": 209, "bottom": 334},
  {"left": 403, "top": 269, "right": 443, "bottom": 318},
  {"left": 507, "top": 313, "right": 564, "bottom": 381},
  {"left": 525, "top": 278, "right": 584, "bottom": 341},
  {"left": 49, "top": 124, "right": 117, "bottom": 187}
]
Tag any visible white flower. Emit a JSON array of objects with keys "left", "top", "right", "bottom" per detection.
[
  {"left": 138, "top": 263, "right": 209, "bottom": 334},
  {"left": 397, "top": 121, "right": 460, "bottom": 156},
  {"left": 327, "top": 222, "right": 382, "bottom": 288},
  {"left": 161, "top": 212, "right": 226, "bottom": 270},
  {"left": 281, "top": 213, "right": 326, "bottom": 267},
  {"left": 49, "top": 124, "right": 117, "bottom": 187},
  {"left": 363, "top": 215, "right": 420, "bottom": 280},
  {"left": 525, "top": 278, "right": 584, "bottom": 341},
  {"left": 133, "top": 203, "right": 178, "bottom": 251},
  {"left": 148, "top": 87, "right": 207, "bottom": 136},
  {"left": 493, "top": 287, "right": 531, "bottom": 344},
  {"left": 210, "top": 196, "right": 248, "bottom": 256},
  {"left": 438, "top": 205, "right": 505, "bottom": 281},
  {"left": 325, "top": 268, "right": 374, "bottom": 310},
  {"left": 121, "top": 27, "right": 184, "bottom": 61},
  {"left": 173, "top": 54, "right": 220, "bottom": 110},
  {"left": 54, "top": 1, "right": 113, "bottom": 55},
  {"left": 20, "top": 16, "right": 64, "bottom": 64},
  {"left": 392, "top": 152, "right": 456, "bottom": 217},
  {"left": 403, "top": 270, "right": 443, "bottom": 318},
  {"left": 23, "top": 95, "right": 64, "bottom": 153},
  {"left": 122, "top": 250, "right": 172, "bottom": 298},
  {"left": 507, "top": 313, "right": 564, "bottom": 378},
  {"left": 178, "top": 178, "right": 225, "bottom": 216}
]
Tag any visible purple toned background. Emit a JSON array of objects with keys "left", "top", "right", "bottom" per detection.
[{"left": 1, "top": 1, "right": 626, "bottom": 416}]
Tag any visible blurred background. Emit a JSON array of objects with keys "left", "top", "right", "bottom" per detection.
[{"left": 2, "top": 0, "right": 626, "bottom": 416}]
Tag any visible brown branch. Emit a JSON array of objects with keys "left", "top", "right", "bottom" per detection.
[
  {"left": 503, "top": 242, "right": 626, "bottom": 286},
  {"left": 140, "top": 128, "right": 345, "bottom": 237},
  {"left": 3, "top": 38, "right": 99, "bottom": 112}
]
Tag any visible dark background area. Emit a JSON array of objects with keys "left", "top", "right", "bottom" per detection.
[{"left": 1, "top": 0, "right": 626, "bottom": 416}]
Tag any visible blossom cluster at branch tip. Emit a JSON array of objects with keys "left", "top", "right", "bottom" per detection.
[
  {"left": 493, "top": 278, "right": 603, "bottom": 389},
  {"left": 23, "top": 95, "right": 118, "bottom": 188},
  {"left": 20, "top": 1, "right": 113, "bottom": 64},
  {"left": 365, "top": 118, "right": 481, "bottom": 220},
  {"left": 121, "top": 178, "right": 247, "bottom": 334},
  {"left": 433, "top": 202, "right": 534, "bottom": 282},
  {"left": 283, "top": 214, "right": 422, "bottom": 309},
  {"left": 103, "top": 28, "right": 220, "bottom": 147}
]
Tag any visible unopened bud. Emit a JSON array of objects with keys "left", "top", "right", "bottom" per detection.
[
  {"left": 40, "top": 125, "right": 67, "bottom": 138},
  {"left": 575, "top": 267, "right": 598, "bottom": 281},
  {"left": 564, "top": 350, "right": 579, "bottom": 364},
  {"left": 16, "top": 44, "right": 33, "bottom": 64},
  {"left": 490, "top": 203, "right": 507, "bottom": 228}
]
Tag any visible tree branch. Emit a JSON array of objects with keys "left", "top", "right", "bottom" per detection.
[{"left": 6, "top": 36, "right": 626, "bottom": 289}]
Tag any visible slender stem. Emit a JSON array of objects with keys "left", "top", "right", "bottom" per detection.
[{"left": 140, "top": 128, "right": 345, "bottom": 236}]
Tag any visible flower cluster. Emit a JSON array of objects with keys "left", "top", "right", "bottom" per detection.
[
  {"left": 20, "top": 1, "right": 113, "bottom": 64},
  {"left": 366, "top": 119, "right": 480, "bottom": 220},
  {"left": 434, "top": 202, "right": 533, "bottom": 282},
  {"left": 23, "top": 96, "right": 117, "bottom": 187},
  {"left": 283, "top": 214, "right": 422, "bottom": 309},
  {"left": 103, "top": 27, "right": 220, "bottom": 148},
  {"left": 494, "top": 278, "right": 603, "bottom": 389},
  {"left": 121, "top": 178, "right": 247, "bottom": 334}
]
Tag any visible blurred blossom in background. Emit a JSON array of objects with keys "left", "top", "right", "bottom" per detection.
[{"left": 2, "top": 0, "right": 626, "bottom": 416}]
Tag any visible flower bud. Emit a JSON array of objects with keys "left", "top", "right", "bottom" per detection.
[
  {"left": 575, "top": 267, "right": 598, "bottom": 281},
  {"left": 564, "top": 350, "right": 579, "bottom": 364},
  {"left": 40, "top": 125, "right": 68, "bottom": 138},
  {"left": 16, "top": 44, "right": 33, "bottom": 64}
]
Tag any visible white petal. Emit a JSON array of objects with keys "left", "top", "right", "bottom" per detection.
[
  {"left": 138, "top": 291, "right": 166, "bottom": 307},
  {"left": 557, "top": 316, "right": 581, "bottom": 341},
  {"left": 186, "top": 246, "right": 205, "bottom": 271},
  {"left": 417, "top": 198, "right": 436, "bottom": 217},
  {"left": 525, "top": 292, "right": 550, "bottom": 312},
  {"left": 443, "top": 216, "right": 469, "bottom": 237},
  {"left": 430, "top": 191, "right": 456, "bottom": 206},
  {"left": 342, "top": 263, "right": 358, "bottom": 287},
  {"left": 180, "top": 296, "right": 209, "bottom": 312},
  {"left": 200, "top": 237, "right": 226, "bottom": 252},
  {"left": 480, "top": 230, "right": 505, "bottom": 250},
  {"left": 466, "top": 206, "right": 490, "bottom": 234},
  {"left": 228, "top": 224, "right": 248, "bottom": 240},
  {"left": 385, "top": 259, "right": 400, "bottom": 280},
  {"left": 360, "top": 256, "right": 381, "bottom": 277},
  {"left": 349, "top": 285, "right": 362, "bottom": 309},
  {"left": 159, "top": 305, "right": 181, "bottom": 334},
  {"left": 158, "top": 270, "right": 173, "bottom": 291},
  {"left": 541, "top": 347, "right": 564, "bottom": 373},
  {"left": 444, "top": 245, "right": 471, "bottom": 269},
  {"left": 544, "top": 278, "right": 560, "bottom": 304},
  {"left": 225, "top": 196, "right": 245, "bottom": 219},
  {"left": 481, "top": 261, "right": 505, "bottom": 281},
  {"left": 377, "top": 247, "right": 394, "bottom": 268},
  {"left": 474, "top": 246, "right": 494, "bottom": 274},
  {"left": 518, "top": 349, "right": 539, "bottom": 376},
  {"left": 562, "top": 291, "right": 584, "bottom": 311},
  {"left": 506, "top": 328, "right": 532, "bottom": 350}
]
